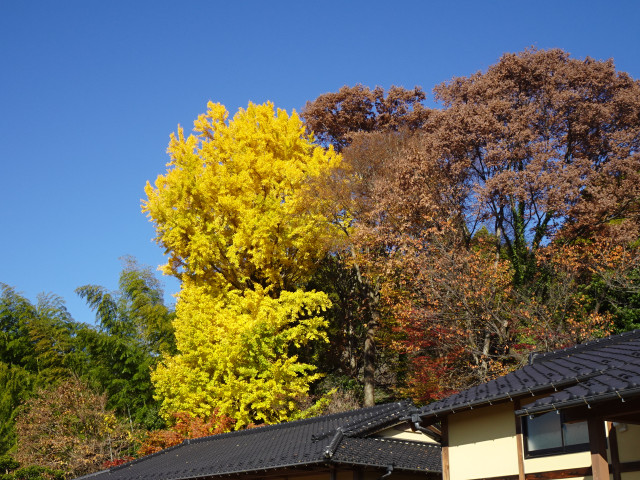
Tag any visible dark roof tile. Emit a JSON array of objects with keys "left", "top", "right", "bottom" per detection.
[
  {"left": 413, "top": 329, "right": 640, "bottom": 420},
  {"left": 333, "top": 437, "right": 441, "bottom": 472},
  {"left": 77, "top": 402, "right": 439, "bottom": 480}
]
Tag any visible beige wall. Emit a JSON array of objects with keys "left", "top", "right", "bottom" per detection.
[
  {"left": 523, "top": 451, "right": 591, "bottom": 475},
  {"left": 376, "top": 425, "right": 439, "bottom": 444},
  {"left": 523, "top": 419, "right": 640, "bottom": 476},
  {"left": 445, "top": 402, "right": 625, "bottom": 480},
  {"left": 284, "top": 473, "right": 330, "bottom": 480},
  {"left": 615, "top": 423, "right": 640, "bottom": 463},
  {"left": 448, "top": 402, "right": 520, "bottom": 480},
  {"left": 445, "top": 400, "right": 640, "bottom": 480}
]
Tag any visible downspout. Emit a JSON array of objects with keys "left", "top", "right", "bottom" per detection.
[
  {"left": 378, "top": 465, "right": 393, "bottom": 480},
  {"left": 411, "top": 414, "right": 442, "bottom": 442}
]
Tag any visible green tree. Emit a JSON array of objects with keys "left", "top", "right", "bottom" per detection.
[
  {"left": 0, "top": 456, "right": 64, "bottom": 480},
  {"left": 75, "top": 257, "right": 175, "bottom": 430},
  {"left": 0, "top": 286, "right": 78, "bottom": 455},
  {"left": 0, "top": 364, "right": 32, "bottom": 455}
]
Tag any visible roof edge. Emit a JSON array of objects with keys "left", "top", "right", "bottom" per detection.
[
  {"left": 515, "top": 386, "right": 640, "bottom": 417},
  {"left": 406, "top": 372, "right": 605, "bottom": 422},
  {"left": 330, "top": 459, "right": 441, "bottom": 474},
  {"left": 530, "top": 328, "right": 640, "bottom": 363}
]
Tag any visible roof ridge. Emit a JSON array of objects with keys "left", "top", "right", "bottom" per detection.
[
  {"left": 531, "top": 329, "right": 640, "bottom": 363},
  {"left": 310, "top": 400, "right": 413, "bottom": 441},
  {"left": 341, "top": 400, "right": 411, "bottom": 435},
  {"left": 323, "top": 427, "right": 344, "bottom": 458}
]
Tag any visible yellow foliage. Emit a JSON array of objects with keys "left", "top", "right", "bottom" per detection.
[
  {"left": 144, "top": 102, "right": 344, "bottom": 427},
  {"left": 152, "top": 283, "right": 330, "bottom": 428},
  {"left": 143, "top": 101, "right": 344, "bottom": 293}
]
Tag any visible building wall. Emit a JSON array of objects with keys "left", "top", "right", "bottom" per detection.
[
  {"left": 518, "top": 395, "right": 590, "bottom": 478},
  {"left": 447, "top": 402, "right": 520, "bottom": 480},
  {"left": 446, "top": 399, "right": 640, "bottom": 480},
  {"left": 615, "top": 423, "right": 640, "bottom": 463},
  {"left": 362, "top": 472, "right": 433, "bottom": 480},
  {"left": 616, "top": 423, "right": 640, "bottom": 480},
  {"left": 376, "top": 425, "right": 439, "bottom": 444},
  {"left": 524, "top": 454, "right": 591, "bottom": 480}
]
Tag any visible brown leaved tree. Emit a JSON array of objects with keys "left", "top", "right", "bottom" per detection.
[
  {"left": 302, "top": 84, "right": 430, "bottom": 151},
  {"left": 305, "top": 49, "right": 640, "bottom": 404},
  {"left": 366, "top": 48, "right": 640, "bottom": 399},
  {"left": 433, "top": 47, "right": 640, "bottom": 284},
  {"left": 14, "top": 378, "right": 136, "bottom": 479},
  {"left": 303, "top": 86, "right": 432, "bottom": 406}
]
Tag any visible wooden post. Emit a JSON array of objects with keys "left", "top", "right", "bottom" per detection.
[
  {"left": 588, "top": 418, "right": 610, "bottom": 480},
  {"left": 441, "top": 417, "right": 450, "bottom": 480},
  {"left": 514, "top": 401, "right": 525, "bottom": 480},
  {"left": 608, "top": 422, "right": 621, "bottom": 480}
]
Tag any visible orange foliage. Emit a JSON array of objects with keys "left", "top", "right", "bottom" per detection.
[{"left": 138, "top": 411, "right": 235, "bottom": 456}]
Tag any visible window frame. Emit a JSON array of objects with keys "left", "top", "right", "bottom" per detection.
[{"left": 521, "top": 411, "right": 590, "bottom": 458}]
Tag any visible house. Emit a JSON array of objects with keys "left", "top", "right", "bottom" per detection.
[
  {"left": 407, "top": 329, "right": 640, "bottom": 480},
  {"left": 79, "top": 401, "right": 441, "bottom": 480}
]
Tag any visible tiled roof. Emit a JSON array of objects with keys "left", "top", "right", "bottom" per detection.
[
  {"left": 411, "top": 329, "right": 640, "bottom": 421},
  {"left": 333, "top": 437, "right": 441, "bottom": 472},
  {"left": 77, "top": 402, "right": 441, "bottom": 480}
]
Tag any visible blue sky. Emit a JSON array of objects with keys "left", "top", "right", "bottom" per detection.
[{"left": 2, "top": 0, "right": 639, "bottom": 325}]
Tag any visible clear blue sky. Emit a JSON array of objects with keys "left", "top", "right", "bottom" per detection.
[{"left": 2, "top": 0, "right": 639, "bottom": 325}]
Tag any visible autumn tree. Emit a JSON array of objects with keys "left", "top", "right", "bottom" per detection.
[
  {"left": 14, "top": 378, "right": 135, "bottom": 479},
  {"left": 144, "top": 102, "right": 344, "bottom": 427},
  {"left": 137, "top": 410, "right": 234, "bottom": 456},
  {"left": 302, "top": 86, "right": 433, "bottom": 406},
  {"left": 340, "top": 131, "right": 478, "bottom": 401},
  {"left": 310, "top": 50, "right": 640, "bottom": 402},
  {"left": 432, "top": 48, "right": 640, "bottom": 285},
  {"left": 302, "top": 84, "right": 430, "bottom": 151}
]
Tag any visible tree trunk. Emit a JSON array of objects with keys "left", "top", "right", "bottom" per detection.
[
  {"left": 363, "top": 311, "right": 378, "bottom": 407},
  {"left": 349, "top": 246, "right": 379, "bottom": 408}
]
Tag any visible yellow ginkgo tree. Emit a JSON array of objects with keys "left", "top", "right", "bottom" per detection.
[{"left": 143, "top": 101, "right": 344, "bottom": 428}]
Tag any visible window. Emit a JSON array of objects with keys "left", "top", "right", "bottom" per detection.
[{"left": 522, "top": 411, "right": 589, "bottom": 457}]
